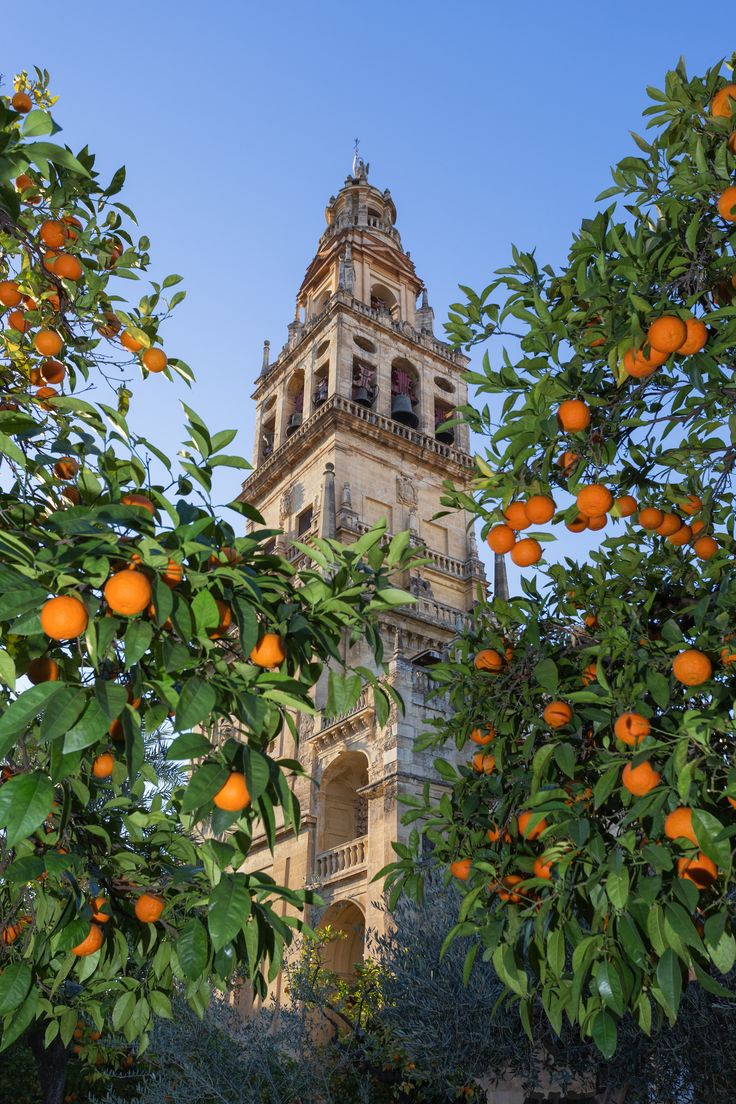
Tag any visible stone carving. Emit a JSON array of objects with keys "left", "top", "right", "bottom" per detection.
[
  {"left": 396, "top": 473, "right": 417, "bottom": 507},
  {"left": 338, "top": 243, "right": 355, "bottom": 294},
  {"left": 279, "top": 489, "right": 292, "bottom": 521}
]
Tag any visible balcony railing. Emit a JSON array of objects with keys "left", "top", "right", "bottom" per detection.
[{"left": 314, "top": 835, "right": 368, "bottom": 883}]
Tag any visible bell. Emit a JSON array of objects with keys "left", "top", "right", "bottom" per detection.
[
  {"left": 353, "top": 386, "right": 373, "bottom": 408},
  {"left": 286, "top": 413, "right": 302, "bottom": 437},
  {"left": 435, "top": 428, "right": 454, "bottom": 445},
  {"left": 391, "top": 393, "right": 418, "bottom": 428}
]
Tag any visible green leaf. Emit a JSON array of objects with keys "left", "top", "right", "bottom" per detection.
[
  {"left": 692, "top": 809, "right": 732, "bottom": 875},
  {"left": 554, "top": 742, "right": 576, "bottom": 779},
  {"left": 533, "top": 658, "right": 558, "bottom": 694},
  {"left": 125, "top": 621, "right": 153, "bottom": 666},
  {"left": 112, "top": 990, "right": 136, "bottom": 1031},
  {"left": 606, "top": 868, "right": 629, "bottom": 910},
  {"left": 595, "top": 961, "right": 624, "bottom": 1015},
  {"left": 0, "top": 648, "right": 16, "bottom": 690},
  {"left": 22, "top": 109, "right": 55, "bottom": 137},
  {"left": 94, "top": 680, "right": 128, "bottom": 722},
  {"left": 591, "top": 1010, "right": 618, "bottom": 1059},
  {"left": 175, "top": 676, "right": 216, "bottom": 731},
  {"left": 0, "top": 682, "right": 64, "bottom": 757},
  {"left": 656, "top": 947, "right": 682, "bottom": 1020},
  {"left": 23, "top": 140, "right": 90, "bottom": 176},
  {"left": 39, "top": 688, "right": 86, "bottom": 742},
  {"left": 0, "top": 986, "right": 38, "bottom": 1053},
  {"left": 208, "top": 875, "right": 252, "bottom": 952},
  {"left": 492, "top": 943, "right": 527, "bottom": 997},
  {"left": 0, "top": 771, "right": 53, "bottom": 847},
  {"left": 325, "top": 671, "right": 362, "bottom": 717},
  {"left": 180, "top": 762, "right": 229, "bottom": 814},
  {"left": 63, "top": 698, "right": 110, "bottom": 753},
  {"left": 166, "top": 732, "right": 212, "bottom": 760},
  {"left": 0, "top": 964, "right": 32, "bottom": 1015},
  {"left": 177, "top": 918, "right": 209, "bottom": 980},
  {"left": 373, "top": 587, "right": 410, "bottom": 608},
  {"left": 191, "top": 590, "right": 220, "bottom": 633}
]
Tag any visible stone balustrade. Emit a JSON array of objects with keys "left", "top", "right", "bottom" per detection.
[{"left": 314, "top": 835, "right": 368, "bottom": 883}]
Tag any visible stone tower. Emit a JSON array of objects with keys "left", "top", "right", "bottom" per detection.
[{"left": 237, "top": 156, "right": 489, "bottom": 988}]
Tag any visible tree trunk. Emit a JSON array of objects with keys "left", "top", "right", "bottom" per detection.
[{"left": 27, "top": 1022, "right": 68, "bottom": 1104}]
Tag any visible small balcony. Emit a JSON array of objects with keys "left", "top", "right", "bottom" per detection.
[{"left": 315, "top": 835, "right": 368, "bottom": 884}]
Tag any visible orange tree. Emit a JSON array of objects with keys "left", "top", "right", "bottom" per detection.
[
  {"left": 0, "top": 70, "right": 412, "bottom": 1101},
  {"left": 382, "top": 56, "right": 736, "bottom": 1059}
]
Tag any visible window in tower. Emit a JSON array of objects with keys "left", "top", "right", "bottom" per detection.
[
  {"left": 390, "top": 357, "right": 419, "bottom": 429},
  {"left": 370, "top": 282, "right": 399, "bottom": 320},
  {"left": 286, "top": 369, "right": 305, "bottom": 437},
  {"left": 297, "top": 505, "right": 313, "bottom": 536},
  {"left": 353, "top": 334, "right": 376, "bottom": 354},
  {"left": 434, "top": 400, "right": 455, "bottom": 444},
  {"left": 352, "top": 357, "right": 376, "bottom": 408},
  {"left": 313, "top": 362, "right": 329, "bottom": 408},
  {"left": 313, "top": 288, "right": 332, "bottom": 317},
  {"left": 260, "top": 415, "right": 275, "bottom": 461},
  {"left": 367, "top": 206, "right": 381, "bottom": 228},
  {"left": 434, "top": 375, "right": 454, "bottom": 394}
]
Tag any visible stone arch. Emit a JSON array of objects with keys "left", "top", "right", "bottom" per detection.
[
  {"left": 370, "top": 281, "right": 399, "bottom": 319},
  {"left": 317, "top": 750, "right": 369, "bottom": 852},
  {"left": 317, "top": 899, "right": 366, "bottom": 979},
  {"left": 390, "top": 355, "right": 420, "bottom": 428},
  {"left": 285, "top": 368, "right": 305, "bottom": 437}
]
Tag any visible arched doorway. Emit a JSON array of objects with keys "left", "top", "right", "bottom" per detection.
[
  {"left": 317, "top": 899, "right": 365, "bottom": 980},
  {"left": 317, "top": 751, "right": 369, "bottom": 853}
]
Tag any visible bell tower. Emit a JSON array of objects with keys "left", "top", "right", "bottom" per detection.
[{"left": 238, "top": 156, "right": 490, "bottom": 982}]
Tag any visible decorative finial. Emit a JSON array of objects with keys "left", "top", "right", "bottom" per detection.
[{"left": 261, "top": 339, "right": 270, "bottom": 374}]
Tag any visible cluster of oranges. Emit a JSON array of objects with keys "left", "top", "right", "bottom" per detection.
[
  {"left": 486, "top": 495, "right": 554, "bottom": 565},
  {"left": 621, "top": 314, "right": 708, "bottom": 380}
]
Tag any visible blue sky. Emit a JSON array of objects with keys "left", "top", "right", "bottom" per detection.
[{"left": 4, "top": 2, "right": 724, "bottom": 591}]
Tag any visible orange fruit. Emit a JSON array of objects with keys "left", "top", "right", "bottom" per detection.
[
  {"left": 711, "top": 84, "right": 736, "bottom": 117},
  {"left": 668, "top": 524, "right": 693, "bottom": 546},
  {"left": 638, "top": 507, "right": 664, "bottom": 529},
  {"left": 54, "top": 254, "right": 84, "bottom": 281},
  {"left": 517, "top": 811, "right": 548, "bottom": 840},
  {"left": 486, "top": 825, "right": 501, "bottom": 843},
  {"left": 61, "top": 486, "right": 81, "bottom": 505},
  {"left": 1, "top": 922, "right": 25, "bottom": 945},
  {"left": 718, "top": 186, "right": 736, "bottom": 221},
  {"left": 504, "top": 501, "right": 530, "bottom": 531},
  {"left": 469, "top": 726, "right": 495, "bottom": 746},
  {"left": 91, "top": 896, "right": 111, "bottom": 923},
  {"left": 566, "top": 516, "right": 587, "bottom": 533},
  {"left": 586, "top": 514, "right": 607, "bottom": 531},
  {"left": 557, "top": 399, "right": 590, "bottom": 432},
  {"left": 543, "top": 701, "right": 572, "bottom": 728},
  {"left": 473, "top": 649, "right": 503, "bottom": 672},
  {"left": 647, "top": 316, "right": 687, "bottom": 354},
  {"left": 583, "top": 613, "right": 598, "bottom": 629},
  {"left": 11, "top": 91, "right": 32, "bottom": 113},
  {"left": 557, "top": 450, "right": 580, "bottom": 475},
  {"left": 71, "top": 924, "right": 104, "bottom": 956},
  {"left": 53, "top": 457, "right": 78, "bottom": 480},
  {"left": 40, "top": 220, "right": 66, "bottom": 250},
  {"left": 15, "top": 173, "right": 40, "bottom": 201},
  {"left": 471, "top": 752, "right": 495, "bottom": 774},
  {"left": 161, "top": 559, "right": 183, "bottom": 588},
  {"left": 577, "top": 484, "right": 612, "bottom": 517},
  {"left": 41, "top": 359, "right": 66, "bottom": 384},
  {"left": 677, "top": 853, "right": 717, "bottom": 889},
  {"left": 121, "top": 493, "right": 156, "bottom": 516},
  {"left": 209, "top": 600, "right": 233, "bottom": 639},
  {"left": 487, "top": 524, "right": 516, "bottom": 554},
  {"left": 582, "top": 661, "right": 598, "bottom": 685},
  {"left": 623, "top": 345, "right": 668, "bottom": 378},
  {"left": 92, "top": 753, "right": 114, "bottom": 779},
  {"left": 615, "top": 495, "right": 637, "bottom": 517},
  {"left": 655, "top": 513, "right": 682, "bottom": 537},
  {"left": 41, "top": 595, "right": 88, "bottom": 640},
  {"left": 693, "top": 536, "right": 718, "bottom": 560},
  {"left": 0, "top": 280, "right": 22, "bottom": 307},
  {"left": 673, "top": 649, "right": 712, "bottom": 686},
  {"left": 104, "top": 570, "right": 152, "bottom": 616},
  {"left": 533, "top": 856, "right": 553, "bottom": 880},
  {"left": 614, "top": 712, "right": 650, "bottom": 746},
  {"left": 43, "top": 250, "right": 57, "bottom": 273},
  {"left": 497, "top": 874, "right": 525, "bottom": 903},
  {"left": 451, "top": 858, "right": 472, "bottom": 881},
  {"left": 134, "top": 893, "right": 165, "bottom": 923},
  {"left": 680, "top": 494, "right": 702, "bottom": 516},
  {"left": 510, "top": 537, "right": 542, "bottom": 567},
  {"left": 141, "top": 348, "right": 167, "bottom": 373},
  {"left": 525, "top": 495, "right": 555, "bottom": 524},
  {"left": 678, "top": 318, "right": 708, "bottom": 356},
  {"left": 622, "top": 760, "right": 660, "bottom": 796},
  {"left": 249, "top": 632, "right": 285, "bottom": 667},
  {"left": 213, "top": 770, "right": 251, "bottom": 812},
  {"left": 8, "top": 309, "right": 29, "bottom": 333},
  {"left": 120, "top": 330, "right": 144, "bottom": 353},
  {"left": 27, "top": 657, "right": 60, "bottom": 683},
  {"left": 664, "top": 807, "right": 698, "bottom": 845}
]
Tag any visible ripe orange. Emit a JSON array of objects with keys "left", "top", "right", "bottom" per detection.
[
  {"left": 104, "top": 570, "right": 152, "bottom": 616},
  {"left": 450, "top": 858, "right": 472, "bottom": 880},
  {"left": 678, "top": 318, "right": 708, "bottom": 356},
  {"left": 615, "top": 495, "right": 637, "bottom": 517},
  {"left": 27, "top": 657, "right": 60, "bottom": 683},
  {"left": 583, "top": 613, "right": 598, "bottom": 629},
  {"left": 497, "top": 874, "right": 525, "bottom": 903},
  {"left": 8, "top": 309, "right": 29, "bottom": 333},
  {"left": 470, "top": 725, "right": 495, "bottom": 745},
  {"left": 510, "top": 537, "right": 542, "bottom": 567},
  {"left": 504, "top": 501, "right": 531, "bottom": 531},
  {"left": 680, "top": 494, "right": 702, "bottom": 516},
  {"left": 473, "top": 648, "right": 504, "bottom": 672},
  {"left": 141, "top": 348, "right": 167, "bottom": 373},
  {"left": 525, "top": 495, "right": 555, "bottom": 524},
  {"left": 43, "top": 250, "right": 57, "bottom": 273},
  {"left": 693, "top": 535, "right": 718, "bottom": 560},
  {"left": 577, "top": 484, "right": 612, "bottom": 517},
  {"left": 667, "top": 523, "right": 692, "bottom": 546},
  {"left": 557, "top": 399, "right": 590, "bottom": 432},
  {"left": 638, "top": 507, "right": 664, "bottom": 529},
  {"left": 0, "top": 280, "right": 22, "bottom": 307},
  {"left": 647, "top": 316, "right": 687, "bottom": 354},
  {"left": 11, "top": 91, "right": 32, "bottom": 113},
  {"left": 134, "top": 893, "right": 165, "bottom": 923},
  {"left": 677, "top": 853, "right": 717, "bottom": 889},
  {"left": 487, "top": 524, "right": 516, "bottom": 554},
  {"left": 15, "top": 173, "right": 40, "bottom": 201},
  {"left": 543, "top": 701, "right": 572, "bottom": 728},
  {"left": 53, "top": 457, "right": 78, "bottom": 480},
  {"left": 40, "top": 220, "right": 66, "bottom": 250},
  {"left": 621, "top": 760, "right": 660, "bottom": 796},
  {"left": 91, "top": 896, "right": 111, "bottom": 923},
  {"left": 533, "top": 856, "right": 553, "bottom": 880},
  {"left": 655, "top": 513, "right": 682, "bottom": 537},
  {"left": 92, "top": 753, "right": 114, "bottom": 779},
  {"left": 566, "top": 515, "right": 587, "bottom": 533},
  {"left": 557, "top": 450, "right": 580, "bottom": 475},
  {"left": 673, "top": 649, "right": 712, "bottom": 686},
  {"left": 486, "top": 825, "right": 501, "bottom": 843},
  {"left": 62, "top": 486, "right": 81, "bottom": 506},
  {"left": 121, "top": 493, "right": 156, "bottom": 515},
  {"left": 517, "top": 811, "right": 548, "bottom": 840},
  {"left": 623, "top": 345, "right": 668, "bottom": 378},
  {"left": 664, "top": 807, "right": 698, "bottom": 845},
  {"left": 71, "top": 924, "right": 104, "bottom": 956},
  {"left": 213, "top": 770, "right": 251, "bottom": 811},
  {"left": 160, "top": 559, "right": 183, "bottom": 588},
  {"left": 718, "top": 186, "right": 736, "bottom": 221},
  {"left": 711, "top": 84, "right": 736, "bottom": 117},
  {"left": 582, "top": 661, "right": 598, "bottom": 685},
  {"left": 120, "top": 330, "right": 143, "bottom": 353},
  {"left": 249, "top": 632, "right": 285, "bottom": 667},
  {"left": 41, "top": 359, "right": 66, "bottom": 384},
  {"left": 614, "top": 712, "right": 650, "bottom": 746},
  {"left": 209, "top": 600, "right": 233, "bottom": 639},
  {"left": 586, "top": 515, "right": 607, "bottom": 531},
  {"left": 41, "top": 595, "right": 89, "bottom": 640},
  {"left": 471, "top": 751, "right": 495, "bottom": 774},
  {"left": 54, "top": 255, "right": 84, "bottom": 281}
]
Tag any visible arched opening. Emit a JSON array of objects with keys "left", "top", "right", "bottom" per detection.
[
  {"left": 352, "top": 355, "right": 376, "bottom": 408},
  {"left": 317, "top": 751, "right": 369, "bottom": 853},
  {"left": 312, "top": 289, "right": 331, "bottom": 318},
  {"left": 260, "top": 414, "right": 275, "bottom": 461},
  {"left": 391, "top": 356, "right": 419, "bottom": 428},
  {"left": 317, "top": 900, "right": 365, "bottom": 980},
  {"left": 434, "top": 400, "right": 454, "bottom": 444},
  {"left": 353, "top": 334, "right": 376, "bottom": 354},
  {"left": 313, "top": 361, "right": 329, "bottom": 408},
  {"left": 286, "top": 369, "right": 305, "bottom": 437},
  {"left": 370, "top": 282, "right": 399, "bottom": 319}
]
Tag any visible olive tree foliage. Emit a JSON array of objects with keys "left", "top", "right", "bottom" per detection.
[
  {"left": 0, "top": 66, "right": 415, "bottom": 1083},
  {"left": 381, "top": 56, "right": 736, "bottom": 1057}
]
